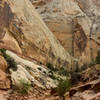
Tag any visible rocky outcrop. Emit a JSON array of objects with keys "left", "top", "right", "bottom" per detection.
[
  {"left": 0, "top": 0, "right": 72, "bottom": 70},
  {"left": 0, "top": 90, "right": 8, "bottom": 100},
  {"left": 0, "top": 49, "right": 62, "bottom": 100},
  {"left": 0, "top": 69, "right": 10, "bottom": 89},
  {"left": 6, "top": 50, "right": 58, "bottom": 89},
  {"left": 68, "top": 79, "right": 100, "bottom": 100},
  {"left": 65, "top": 63, "right": 100, "bottom": 100},
  {"left": 0, "top": 55, "right": 7, "bottom": 72},
  {"left": 0, "top": 53, "right": 10, "bottom": 89},
  {"left": 31, "top": 0, "right": 100, "bottom": 66}
]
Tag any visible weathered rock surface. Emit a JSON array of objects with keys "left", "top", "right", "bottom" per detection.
[
  {"left": 0, "top": 69, "right": 10, "bottom": 89},
  {"left": 68, "top": 79, "right": 100, "bottom": 100},
  {"left": 31, "top": 0, "right": 100, "bottom": 66},
  {"left": 6, "top": 50, "right": 58, "bottom": 89},
  {"left": 8, "top": 87, "right": 60, "bottom": 100},
  {"left": 81, "top": 64, "right": 100, "bottom": 82},
  {"left": 0, "top": 0, "right": 72, "bottom": 69},
  {"left": 0, "top": 90, "right": 8, "bottom": 100},
  {"left": 65, "top": 63, "right": 100, "bottom": 100},
  {"left": 0, "top": 54, "right": 10, "bottom": 89},
  {"left": 0, "top": 55, "right": 7, "bottom": 72}
]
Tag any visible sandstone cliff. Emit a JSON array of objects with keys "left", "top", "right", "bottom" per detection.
[
  {"left": 0, "top": 0, "right": 72, "bottom": 69},
  {"left": 0, "top": 0, "right": 100, "bottom": 100},
  {"left": 31, "top": 0, "right": 100, "bottom": 66}
]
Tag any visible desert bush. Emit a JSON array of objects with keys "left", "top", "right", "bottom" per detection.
[
  {"left": 88, "top": 60, "right": 96, "bottom": 67},
  {"left": 58, "top": 67, "right": 68, "bottom": 76},
  {"left": 55, "top": 78, "right": 71, "bottom": 100},
  {"left": 46, "top": 62, "right": 58, "bottom": 71},
  {"left": 0, "top": 48, "right": 6, "bottom": 54},
  {"left": 87, "top": 50, "right": 100, "bottom": 67},
  {"left": 95, "top": 50, "right": 100, "bottom": 64},
  {"left": 19, "top": 79, "right": 31, "bottom": 94},
  {"left": 0, "top": 48, "right": 17, "bottom": 71}
]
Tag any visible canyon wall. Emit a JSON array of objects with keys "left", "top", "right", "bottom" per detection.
[{"left": 0, "top": 0, "right": 72, "bottom": 69}]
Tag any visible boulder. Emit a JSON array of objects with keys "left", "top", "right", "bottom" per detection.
[
  {"left": 0, "top": 69, "right": 10, "bottom": 89},
  {"left": 0, "top": 51, "right": 10, "bottom": 90},
  {"left": 0, "top": 55, "right": 8, "bottom": 72}
]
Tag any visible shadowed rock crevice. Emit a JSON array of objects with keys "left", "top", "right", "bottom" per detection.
[
  {"left": 0, "top": 1, "right": 14, "bottom": 40},
  {"left": 73, "top": 21, "right": 87, "bottom": 54}
]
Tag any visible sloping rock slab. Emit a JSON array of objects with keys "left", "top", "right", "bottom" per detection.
[
  {"left": 6, "top": 50, "right": 57, "bottom": 89},
  {"left": 0, "top": 0, "right": 72, "bottom": 69},
  {"left": 68, "top": 79, "right": 100, "bottom": 100}
]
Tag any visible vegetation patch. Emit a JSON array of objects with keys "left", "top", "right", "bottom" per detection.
[
  {"left": 46, "top": 62, "right": 58, "bottom": 71},
  {"left": 95, "top": 50, "right": 100, "bottom": 64},
  {"left": 87, "top": 50, "right": 100, "bottom": 68},
  {"left": 88, "top": 60, "right": 96, "bottom": 67},
  {"left": 55, "top": 78, "right": 71, "bottom": 100},
  {"left": 0, "top": 48, "right": 17, "bottom": 71},
  {"left": 47, "top": 63, "right": 70, "bottom": 82},
  {"left": 58, "top": 67, "right": 68, "bottom": 76},
  {"left": 19, "top": 79, "right": 32, "bottom": 94},
  {"left": 48, "top": 72, "right": 57, "bottom": 80}
]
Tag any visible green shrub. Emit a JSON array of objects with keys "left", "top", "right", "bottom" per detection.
[
  {"left": 49, "top": 74, "right": 57, "bottom": 80},
  {"left": 56, "top": 78, "right": 71, "bottom": 99},
  {"left": 46, "top": 63, "right": 54, "bottom": 70},
  {"left": 19, "top": 79, "right": 31, "bottom": 94},
  {"left": 0, "top": 48, "right": 17, "bottom": 71},
  {"left": 48, "top": 70, "right": 57, "bottom": 80},
  {"left": 0, "top": 48, "right": 6, "bottom": 54},
  {"left": 96, "top": 50, "right": 100, "bottom": 64},
  {"left": 58, "top": 68, "right": 68, "bottom": 76},
  {"left": 88, "top": 50, "right": 100, "bottom": 67},
  {"left": 6, "top": 55, "right": 17, "bottom": 71},
  {"left": 46, "top": 62, "right": 58, "bottom": 72},
  {"left": 88, "top": 60, "right": 96, "bottom": 67}
]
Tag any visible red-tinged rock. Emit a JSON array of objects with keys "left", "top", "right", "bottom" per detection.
[
  {"left": 0, "top": 55, "right": 8, "bottom": 72},
  {"left": 0, "top": 69, "right": 10, "bottom": 89}
]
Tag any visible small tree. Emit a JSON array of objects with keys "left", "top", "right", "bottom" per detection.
[
  {"left": 56, "top": 78, "right": 71, "bottom": 100},
  {"left": 19, "top": 79, "right": 31, "bottom": 94}
]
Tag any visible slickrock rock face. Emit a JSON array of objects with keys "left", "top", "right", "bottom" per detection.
[
  {"left": 0, "top": 0, "right": 72, "bottom": 69},
  {"left": 1, "top": 50, "right": 61, "bottom": 100},
  {"left": 31, "top": 0, "right": 100, "bottom": 65},
  {"left": 6, "top": 50, "right": 58, "bottom": 89}
]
